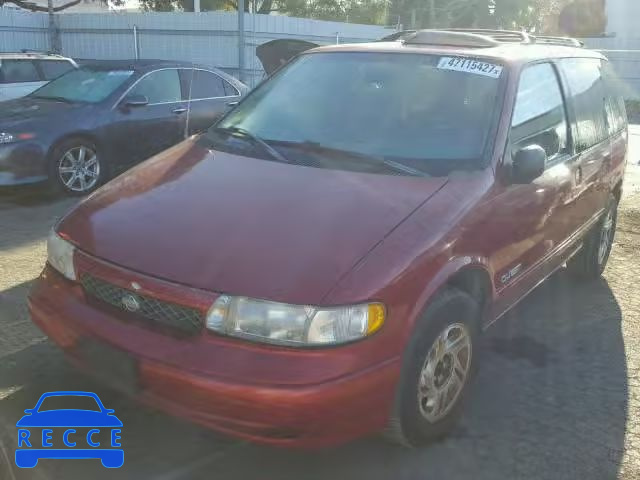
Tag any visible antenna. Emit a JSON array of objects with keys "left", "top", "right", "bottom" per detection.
[{"left": 184, "top": 65, "right": 194, "bottom": 139}]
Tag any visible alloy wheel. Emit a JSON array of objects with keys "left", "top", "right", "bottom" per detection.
[
  {"left": 597, "top": 209, "right": 614, "bottom": 265},
  {"left": 57, "top": 145, "right": 100, "bottom": 193},
  {"left": 417, "top": 323, "right": 472, "bottom": 423}
]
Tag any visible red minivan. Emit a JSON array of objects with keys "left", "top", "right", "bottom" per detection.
[{"left": 30, "top": 30, "right": 628, "bottom": 447}]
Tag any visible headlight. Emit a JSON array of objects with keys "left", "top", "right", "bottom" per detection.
[
  {"left": 47, "top": 230, "right": 76, "bottom": 281},
  {"left": 0, "top": 132, "right": 15, "bottom": 144},
  {"left": 206, "top": 296, "right": 385, "bottom": 346}
]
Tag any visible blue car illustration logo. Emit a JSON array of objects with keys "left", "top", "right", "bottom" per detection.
[{"left": 15, "top": 391, "right": 123, "bottom": 468}]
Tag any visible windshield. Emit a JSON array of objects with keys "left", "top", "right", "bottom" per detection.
[
  {"left": 30, "top": 67, "right": 133, "bottom": 103},
  {"left": 213, "top": 52, "right": 502, "bottom": 173}
]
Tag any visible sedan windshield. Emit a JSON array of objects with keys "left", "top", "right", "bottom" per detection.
[
  {"left": 31, "top": 67, "right": 133, "bottom": 104},
  {"left": 213, "top": 52, "right": 503, "bottom": 174}
]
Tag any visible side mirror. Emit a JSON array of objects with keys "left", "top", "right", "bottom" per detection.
[
  {"left": 512, "top": 145, "right": 546, "bottom": 184},
  {"left": 121, "top": 94, "right": 149, "bottom": 108}
]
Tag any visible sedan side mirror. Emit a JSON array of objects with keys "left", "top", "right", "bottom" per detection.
[
  {"left": 122, "top": 94, "right": 149, "bottom": 108},
  {"left": 512, "top": 145, "right": 546, "bottom": 184}
]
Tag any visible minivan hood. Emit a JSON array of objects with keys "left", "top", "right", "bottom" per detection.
[{"left": 59, "top": 139, "right": 447, "bottom": 304}]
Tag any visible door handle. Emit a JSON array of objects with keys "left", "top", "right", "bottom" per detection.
[
  {"left": 226, "top": 101, "right": 239, "bottom": 107},
  {"left": 172, "top": 107, "right": 188, "bottom": 114}
]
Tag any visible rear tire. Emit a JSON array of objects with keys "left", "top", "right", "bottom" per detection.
[
  {"left": 48, "top": 137, "right": 106, "bottom": 196},
  {"left": 567, "top": 194, "right": 617, "bottom": 280},
  {"left": 386, "top": 288, "right": 479, "bottom": 447}
]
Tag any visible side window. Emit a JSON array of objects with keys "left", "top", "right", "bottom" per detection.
[
  {"left": 0, "top": 60, "right": 40, "bottom": 83},
  {"left": 129, "top": 69, "right": 182, "bottom": 104},
  {"left": 511, "top": 63, "right": 569, "bottom": 162},
  {"left": 187, "top": 70, "right": 226, "bottom": 99},
  {"left": 223, "top": 79, "right": 239, "bottom": 97},
  {"left": 558, "top": 58, "right": 608, "bottom": 151},
  {"left": 37, "top": 60, "right": 75, "bottom": 81},
  {"left": 602, "top": 61, "right": 628, "bottom": 135}
]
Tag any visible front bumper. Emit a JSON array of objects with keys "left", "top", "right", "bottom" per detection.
[
  {"left": 28, "top": 267, "right": 401, "bottom": 447},
  {"left": 0, "top": 141, "right": 48, "bottom": 186}
]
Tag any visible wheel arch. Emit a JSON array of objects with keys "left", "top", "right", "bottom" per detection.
[
  {"left": 612, "top": 179, "right": 623, "bottom": 205},
  {"left": 46, "top": 131, "right": 104, "bottom": 163},
  {"left": 404, "top": 258, "right": 494, "bottom": 341}
]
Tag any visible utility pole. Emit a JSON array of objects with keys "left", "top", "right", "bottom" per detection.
[
  {"left": 47, "top": 0, "right": 57, "bottom": 53},
  {"left": 238, "top": 0, "right": 245, "bottom": 83}
]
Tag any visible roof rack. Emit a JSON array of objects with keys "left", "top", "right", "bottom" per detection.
[
  {"left": 399, "top": 29, "right": 583, "bottom": 49},
  {"left": 532, "top": 35, "right": 584, "bottom": 47},
  {"left": 404, "top": 30, "right": 500, "bottom": 48},
  {"left": 19, "top": 49, "right": 62, "bottom": 56},
  {"left": 446, "top": 28, "right": 533, "bottom": 44}
]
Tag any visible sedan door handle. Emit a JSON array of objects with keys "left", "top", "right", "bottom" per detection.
[
  {"left": 226, "top": 101, "right": 239, "bottom": 107},
  {"left": 172, "top": 107, "right": 188, "bottom": 114}
]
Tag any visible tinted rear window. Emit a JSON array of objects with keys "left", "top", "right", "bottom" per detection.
[
  {"left": 558, "top": 58, "right": 608, "bottom": 151},
  {"left": 189, "top": 69, "right": 226, "bottom": 99}
]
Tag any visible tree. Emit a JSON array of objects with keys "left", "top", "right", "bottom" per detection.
[
  {"left": 559, "top": 0, "right": 606, "bottom": 36},
  {"left": 141, "top": 0, "right": 278, "bottom": 13},
  {"left": 388, "top": 0, "right": 573, "bottom": 32},
  {"left": 0, "top": 0, "right": 124, "bottom": 12},
  {"left": 0, "top": 0, "right": 82, "bottom": 11},
  {"left": 140, "top": 0, "right": 387, "bottom": 20}
]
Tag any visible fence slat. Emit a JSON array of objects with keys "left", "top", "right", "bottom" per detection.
[{"left": 1, "top": 10, "right": 389, "bottom": 87}]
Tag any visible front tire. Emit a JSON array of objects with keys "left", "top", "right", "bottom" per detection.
[
  {"left": 386, "top": 288, "right": 479, "bottom": 447},
  {"left": 567, "top": 194, "right": 618, "bottom": 280},
  {"left": 48, "top": 138, "right": 105, "bottom": 196}
]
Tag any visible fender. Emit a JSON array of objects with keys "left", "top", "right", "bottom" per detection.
[{"left": 400, "top": 255, "right": 495, "bottom": 343}]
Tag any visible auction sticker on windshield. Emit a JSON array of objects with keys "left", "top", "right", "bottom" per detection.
[{"left": 437, "top": 57, "right": 503, "bottom": 78}]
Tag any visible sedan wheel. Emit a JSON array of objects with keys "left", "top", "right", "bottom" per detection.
[{"left": 57, "top": 145, "right": 101, "bottom": 194}]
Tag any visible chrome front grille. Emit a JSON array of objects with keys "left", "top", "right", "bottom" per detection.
[{"left": 81, "top": 274, "right": 203, "bottom": 335}]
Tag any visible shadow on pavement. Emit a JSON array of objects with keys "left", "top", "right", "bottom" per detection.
[
  {"left": 0, "top": 271, "right": 627, "bottom": 480},
  {"left": 0, "top": 184, "right": 61, "bottom": 209},
  {"left": 0, "top": 186, "right": 77, "bottom": 251}
]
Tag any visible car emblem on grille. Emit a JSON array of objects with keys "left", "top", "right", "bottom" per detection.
[
  {"left": 130, "top": 282, "right": 141, "bottom": 291},
  {"left": 121, "top": 294, "right": 140, "bottom": 312}
]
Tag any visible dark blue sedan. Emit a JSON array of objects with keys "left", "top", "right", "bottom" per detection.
[{"left": 0, "top": 60, "right": 248, "bottom": 195}]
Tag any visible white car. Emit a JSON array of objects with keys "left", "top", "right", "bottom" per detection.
[{"left": 0, "top": 52, "right": 77, "bottom": 102}]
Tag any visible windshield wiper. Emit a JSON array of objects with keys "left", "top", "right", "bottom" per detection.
[
  {"left": 213, "top": 126, "right": 290, "bottom": 164},
  {"left": 30, "top": 95, "right": 74, "bottom": 103},
  {"left": 270, "top": 140, "right": 427, "bottom": 177}
]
